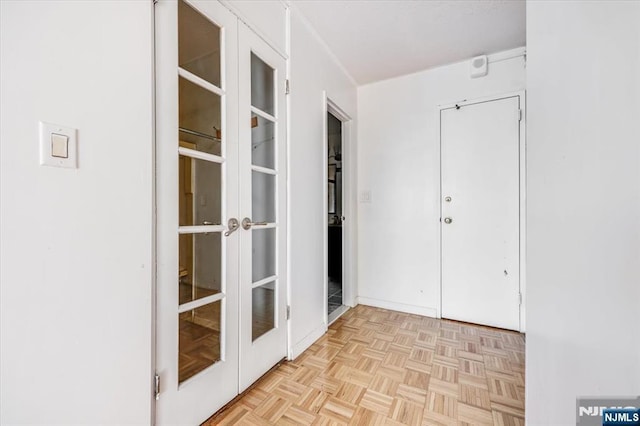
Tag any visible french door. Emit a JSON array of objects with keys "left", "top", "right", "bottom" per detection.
[
  {"left": 155, "top": 1, "right": 287, "bottom": 424},
  {"left": 237, "top": 24, "right": 288, "bottom": 392},
  {"left": 440, "top": 95, "right": 521, "bottom": 331}
]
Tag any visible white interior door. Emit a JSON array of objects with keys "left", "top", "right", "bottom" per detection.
[
  {"left": 155, "top": 1, "right": 239, "bottom": 424},
  {"left": 238, "top": 23, "right": 288, "bottom": 392},
  {"left": 441, "top": 95, "right": 521, "bottom": 331}
]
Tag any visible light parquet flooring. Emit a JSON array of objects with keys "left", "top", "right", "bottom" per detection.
[{"left": 206, "top": 305, "right": 525, "bottom": 426}]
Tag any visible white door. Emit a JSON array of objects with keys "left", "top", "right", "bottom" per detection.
[
  {"left": 440, "top": 95, "right": 521, "bottom": 331},
  {"left": 155, "top": 1, "right": 240, "bottom": 424},
  {"left": 238, "top": 23, "right": 288, "bottom": 392}
]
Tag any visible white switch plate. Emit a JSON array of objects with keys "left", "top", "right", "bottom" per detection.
[
  {"left": 359, "top": 190, "right": 372, "bottom": 203},
  {"left": 39, "top": 121, "right": 77, "bottom": 168}
]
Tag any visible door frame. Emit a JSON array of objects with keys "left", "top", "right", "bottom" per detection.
[
  {"left": 323, "top": 93, "right": 354, "bottom": 325},
  {"left": 437, "top": 90, "right": 526, "bottom": 333}
]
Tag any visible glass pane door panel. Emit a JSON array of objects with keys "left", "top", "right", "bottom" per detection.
[
  {"left": 251, "top": 171, "right": 275, "bottom": 223},
  {"left": 179, "top": 155, "right": 221, "bottom": 227},
  {"left": 178, "top": 0, "right": 221, "bottom": 87},
  {"left": 252, "top": 282, "right": 275, "bottom": 341},
  {"left": 179, "top": 300, "right": 222, "bottom": 383},
  {"left": 179, "top": 77, "right": 222, "bottom": 156},
  {"left": 250, "top": 53, "right": 274, "bottom": 116},
  {"left": 251, "top": 115, "right": 275, "bottom": 169},
  {"left": 252, "top": 228, "right": 276, "bottom": 282},
  {"left": 179, "top": 232, "right": 222, "bottom": 304}
]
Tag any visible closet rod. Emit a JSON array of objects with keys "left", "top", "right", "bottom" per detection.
[{"left": 179, "top": 127, "right": 220, "bottom": 142}]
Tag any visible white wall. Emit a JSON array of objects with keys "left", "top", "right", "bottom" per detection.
[
  {"left": 357, "top": 50, "right": 525, "bottom": 317},
  {"left": 288, "top": 8, "right": 358, "bottom": 358},
  {"left": 526, "top": 2, "right": 640, "bottom": 424},
  {"left": 0, "top": 1, "right": 154, "bottom": 424}
]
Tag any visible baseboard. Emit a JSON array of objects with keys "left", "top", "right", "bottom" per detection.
[
  {"left": 357, "top": 297, "right": 438, "bottom": 319},
  {"left": 290, "top": 322, "right": 328, "bottom": 360}
]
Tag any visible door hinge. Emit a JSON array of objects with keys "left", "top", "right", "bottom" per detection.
[
  {"left": 285, "top": 79, "right": 290, "bottom": 95},
  {"left": 286, "top": 305, "right": 291, "bottom": 320},
  {"left": 517, "top": 109, "right": 522, "bottom": 122},
  {"left": 154, "top": 373, "right": 160, "bottom": 400},
  {"left": 518, "top": 293, "right": 522, "bottom": 305}
]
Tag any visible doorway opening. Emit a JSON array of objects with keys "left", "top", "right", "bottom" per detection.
[{"left": 327, "top": 111, "right": 345, "bottom": 323}]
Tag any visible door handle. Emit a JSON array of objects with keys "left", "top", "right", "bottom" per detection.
[
  {"left": 444, "top": 217, "right": 453, "bottom": 224},
  {"left": 242, "top": 217, "right": 267, "bottom": 230},
  {"left": 224, "top": 218, "right": 240, "bottom": 237}
]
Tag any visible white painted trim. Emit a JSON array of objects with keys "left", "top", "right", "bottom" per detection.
[
  {"left": 322, "top": 92, "right": 329, "bottom": 326},
  {"left": 326, "top": 100, "right": 352, "bottom": 125},
  {"left": 252, "top": 275, "right": 278, "bottom": 289},
  {"left": 178, "top": 67, "right": 225, "bottom": 96},
  {"left": 331, "top": 106, "right": 356, "bottom": 309},
  {"left": 436, "top": 90, "right": 527, "bottom": 333},
  {"left": 178, "top": 147, "right": 224, "bottom": 164},
  {"left": 290, "top": 322, "right": 327, "bottom": 360},
  {"left": 288, "top": 3, "right": 358, "bottom": 87},
  {"left": 178, "top": 292, "right": 225, "bottom": 314},
  {"left": 357, "top": 297, "right": 438, "bottom": 319},
  {"left": 437, "top": 102, "right": 443, "bottom": 320},
  {"left": 438, "top": 90, "right": 524, "bottom": 111},
  {"left": 251, "top": 164, "right": 277, "bottom": 175},
  {"left": 284, "top": 3, "right": 293, "bottom": 362},
  {"left": 518, "top": 92, "right": 527, "bottom": 333},
  {"left": 323, "top": 93, "right": 355, "bottom": 329},
  {"left": 218, "top": 0, "right": 289, "bottom": 61},
  {"left": 150, "top": 0, "right": 158, "bottom": 422},
  {"left": 251, "top": 106, "right": 277, "bottom": 123},
  {"left": 328, "top": 305, "right": 349, "bottom": 325},
  {"left": 487, "top": 47, "right": 526, "bottom": 64}
]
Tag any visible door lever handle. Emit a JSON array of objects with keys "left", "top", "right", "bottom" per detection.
[
  {"left": 224, "top": 218, "right": 240, "bottom": 237},
  {"left": 242, "top": 217, "right": 267, "bottom": 230}
]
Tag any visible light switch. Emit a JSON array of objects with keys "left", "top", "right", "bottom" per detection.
[
  {"left": 39, "top": 122, "right": 77, "bottom": 168},
  {"left": 51, "top": 133, "right": 68, "bottom": 158}
]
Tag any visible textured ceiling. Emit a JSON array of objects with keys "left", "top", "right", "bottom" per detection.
[{"left": 292, "top": 0, "right": 526, "bottom": 85}]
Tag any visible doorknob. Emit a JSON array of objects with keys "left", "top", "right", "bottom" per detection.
[
  {"left": 224, "top": 218, "right": 240, "bottom": 237},
  {"left": 444, "top": 217, "right": 453, "bottom": 224},
  {"left": 242, "top": 217, "right": 267, "bottom": 230}
]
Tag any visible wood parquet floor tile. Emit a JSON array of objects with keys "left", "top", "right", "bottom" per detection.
[{"left": 205, "top": 305, "right": 525, "bottom": 425}]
